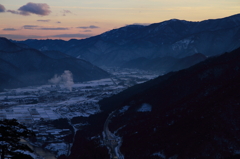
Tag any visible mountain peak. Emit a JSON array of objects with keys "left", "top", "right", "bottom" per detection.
[
  {"left": 0, "top": 37, "right": 22, "bottom": 51},
  {"left": 161, "top": 18, "right": 189, "bottom": 24}
]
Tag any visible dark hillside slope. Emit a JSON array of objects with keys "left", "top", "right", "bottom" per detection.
[
  {"left": 97, "top": 47, "right": 240, "bottom": 158},
  {"left": 0, "top": 37, "right": 22, "bottom": 51},
  {"left": 121, "top": 53, "right": 207, "bottom": 74},
  {"left": 0, "top": 37, "right": 109, "bottom": 90}
]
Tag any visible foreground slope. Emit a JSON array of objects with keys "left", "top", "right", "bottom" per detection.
[
  {"left": 0, "top": 37, "right": 109, "bottom": 90},
  {"left": 17, "top": 14, "right": 240, "bottom": 67},
  {"left": 66, "top": 47, "right": 240, "bottom": 158},
  {"left": 99, "top": 47, "right": 240, "bottom": 158}
]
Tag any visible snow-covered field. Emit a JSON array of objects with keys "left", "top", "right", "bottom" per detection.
[
  {"left": 0, "top": 68, "right": 158, "bottom": 159},
  {"left": 0, "top": 78, "right": 119, "bottom": 122},
  {"left": 0, "top": 69, "right": 157, "bottom": 122}
]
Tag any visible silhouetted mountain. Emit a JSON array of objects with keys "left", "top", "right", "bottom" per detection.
[
  {"left": 16, "top": 14, "right": 240, "bottom": 67},
  {"left": 121, "top": 53, "right": 207, "bottom": 74},
  {"left": 68, "top": 47, "right": 240, "bottom": 159},
  {"left": 0, "top": 37, "right": 109, "bottom": 91},
  {"left": 0, "top": 37, "right": 22, "bottom": 52}
]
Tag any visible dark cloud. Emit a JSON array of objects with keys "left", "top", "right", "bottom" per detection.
[
  {"left": 37, "top": 20, "right": 50, "bottom": 22},
  {"left": 22, "top": 25, "right": 68, "bottom": 30},
  {"left": 0, "top": 34, "right": 43, "bottom": 40},
  {"left": 52, "top": 34, "right": 92, "bottom": 38},
  {"left": 83, "top": 30, "right": 92, "bottom": 32},
  {"left": 7, "top": 10, "right": 30, "bottom": 16},
  {"left": 23, "top": 25, "right": 39, "bottom": 29},
  {"left": 62, "top": 10, "right": 71, "bottom": 16},
  {"left": 89, "top": 25, "right": 99, "bottom": 29},
  {"left": 77, "top": 26, "right": 88, "bottom": 29},
  {"left": 18, "top": 2, "right": 51, "bottom": 16},
  {"left": 56, "top": 21, "right": 61, "bottom": 23},
  {"left": 39, "top": 27, "right": 69, "bottom": 30},
  {"left": 0, "top": 4, "right": 6, "bottom": 12},
  {"left": 77, "top": 25, "right": 100, "bottom": 29},
  {"left": 0, "top": 33, "right": 92, "bottom": 40},
  {"left": 3, "top": 28, "right": 17, "bottom": 31}
]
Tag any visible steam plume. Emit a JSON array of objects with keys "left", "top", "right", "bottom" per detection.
[
  {"left": 61, "top": 70, "right": 74, "bottom": 91},
  {"left": 48, "top": 70, "right": 74, "bottom": 91}
]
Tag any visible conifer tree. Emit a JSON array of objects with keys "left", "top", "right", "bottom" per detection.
[{"left": 0, "top": 119, "right": 35, "bottom": 159}]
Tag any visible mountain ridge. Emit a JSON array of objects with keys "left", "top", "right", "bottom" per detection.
[{"left": 15, "top": 13, "right": 240, "bottom": 67}]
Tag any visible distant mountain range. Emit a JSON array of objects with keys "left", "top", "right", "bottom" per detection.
[
  {"left": 0, "top": 37, "right": 109, "bottom": 91},
  {"left": 15, "top": 14, "right": 240, "bottom": 67},
  {"left": 68, "top": 47, "right": 240, "bottom": 159}
]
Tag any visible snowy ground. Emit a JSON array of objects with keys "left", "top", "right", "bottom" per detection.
[
  {"left": 0, "top": 68, "right": 158, "bottom": 159},
  {"left": 0, "top": 69, "right": 157, "bottom": 123},
  {"left": 0, "top": 78, "right": 119, "bottom": 122}
]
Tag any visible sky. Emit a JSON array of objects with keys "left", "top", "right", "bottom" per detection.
[{"left": 0, "top": 0, "right": 239, "bottom": 41}]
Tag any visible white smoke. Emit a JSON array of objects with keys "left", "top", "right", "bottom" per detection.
[
  {"left": 61, "top": 70, "right": 74, "bottom": 91},
  {"left": 48, "top": 70, "right": 74, "bottom": 91},
  {"left": 48, "top": 74, "right": 61, "bottom": 84}
]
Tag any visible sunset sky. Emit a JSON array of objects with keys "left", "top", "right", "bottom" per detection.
[{"left": 0, "top": 0, "right": 239, "bottom": 41}]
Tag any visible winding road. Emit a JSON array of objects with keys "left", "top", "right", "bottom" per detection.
[{"left": 103, "top": 111, "right": 124, "bottom": 159}]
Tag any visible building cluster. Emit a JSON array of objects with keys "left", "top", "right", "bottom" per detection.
[{"left": 29, "top": 123, "right": 71, "bottom": 145}]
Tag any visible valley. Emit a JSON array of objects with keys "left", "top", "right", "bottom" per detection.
[
  {"left": 0, "top": 68, "right": 157, "bottom": 158},
  {"left": 1, "top": 13, "right": 240, "bottom": 159}
]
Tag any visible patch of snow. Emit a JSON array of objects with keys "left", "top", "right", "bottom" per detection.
[
  {"left": 0, "top": 95, "right": 37, "bottom": 100},
  {"left": 119, "top": 106, "right": 130, "bottom": 113},
  {"left": 90, "top": 135, "right": 100, "bottom": 140},
  {"left": 115, "top": 147, "right": 120, "bottom": 158},
  {"left": 0, "top": 141, "right": 8, "bottom": 145},
  {"left": 102, "top": 131, "right": 106, "bottom": 139},
  {"left": 137, "top": 103, "right": 152, "bottom": 112},
  {"left": 45, "top": 143, "right": 68, "bottom": 157},
  {"left": 172, "top": 37, "right": 194, "bottom": 50},
  {"left": 14, "top": 150, "right": 39, "bottom": 159},
  {"left": 152, "top": 151, "right": 166, "bottom": 159},
  {"left": 56, "top": 96, "right": 86, "bottom": 105},
  {"left": 114, "top": 125, "right": 126, "bottom": 134}
]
